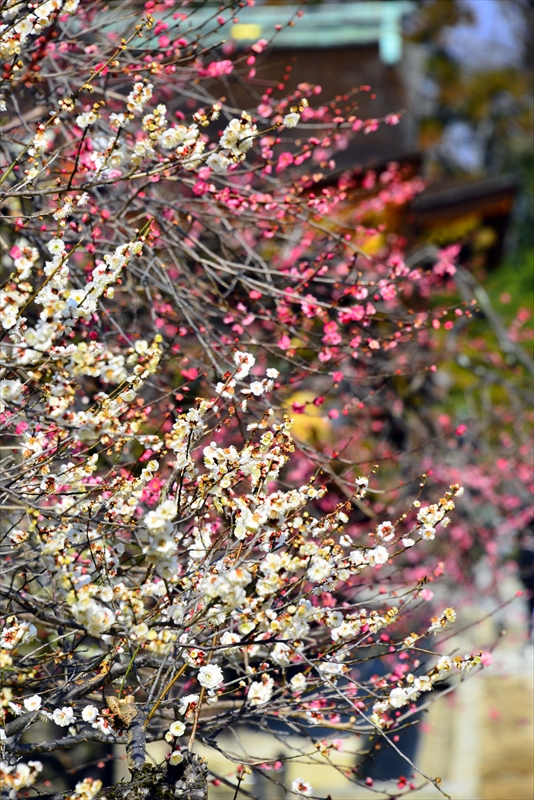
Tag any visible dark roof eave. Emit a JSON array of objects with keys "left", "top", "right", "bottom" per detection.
[{"left": 411, "top": 175, "right": 519, "bottom": 212}]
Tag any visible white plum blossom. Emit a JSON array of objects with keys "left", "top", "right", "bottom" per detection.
[
  {"left": 206, "top": 152, "right": 230, "bottom": 173},
  {"left": 0, "top": 619, "right": 37, "bottom": 650},
  {"left": 376, "top": 521, "right": 395, "bottom": 542},
  {"left": 46, "top": 238, "right": 65, "bottom": 256},
  {"left": 197, "top": 664, "right": 224, "bottom": 689},
  {"left": 420, "top": 524, "right": 436, "bottom": 540},
  {"left": 318, "top": 661, "right": 344, "bottom": 678},
  {"left": 23, "top": 695, "right": 41, "bottom": 712},
  {"left": 52, "top": 707, "right": 74, "bottom": 727},
  {"left": 127, "top": 82, "right": 153, "bottom": 115},
  {"left": 354, "top": 476, "right": 369, "bottom": 497},
  {"left": 367, "top": 546, "right": 389, "bottom": 566},
  {"left": 436, "top": 655, "right": 453, "bottom": 672},
  {"left": 0, "top": 380, "right": 23, "bottom": 412},
  {"left": 290, "top": 673, "right": 307, "bottom": 692},
  {"left": 283, "top": 112, "right": 300, "bottom": 128},
  {"left": 169, "top": 751, "right": 184, "bottom": 766},
  {"left": 249, "top": 381, "right": 265, "bottom": 396},
  {"left": 233, "top": 351, "right": 255, "bottom": 379},
  {"left": 389, "top": 687, "right": 409, "bottom": 708},
  {"left": 178, "top": 694, "right": 199, "bottom": 716},
  {"left": 82, "top": 705, "right": 99, "bottom": 723},
  {"left": 428, "top": 607, "right": 457, "bottom": 635},
  {"left": 168, "top": 720, "right": 186, "bottom": 737},
  {"left": 291, "top": 778, "right": 312, "bottom": 796},
  {"left": 307, "top": 556, "right": 332, "bottom": 582},
  {"left": 271, "top": 642, "right": 292, "bottom": 666},
  {"left": 76, "top": 110, "right": 99, "bottom": 129},
  {"left": 248, "top": 676, "right": 274, "bottom": 706}
]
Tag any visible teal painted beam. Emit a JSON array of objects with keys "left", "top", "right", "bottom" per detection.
[{"left": 94, "top": 2, "right": 416, "bottom": 63}]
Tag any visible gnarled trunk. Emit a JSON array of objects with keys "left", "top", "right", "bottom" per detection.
[{"left": 102, "top": 753, "right": 208, "bottom": 800}]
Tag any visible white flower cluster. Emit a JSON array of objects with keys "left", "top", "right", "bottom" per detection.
[
  {"left": 206, "top": 113, "right": 258, "bottom": 173},
  {"left": 62, "top": 240, "right": 143, "bottom": 323},
  {"left": 81, "top": 704, "right": 116, "bottom": 735},
  {"left": 202, "top": 567, "right": 252, "bottom": 611},
  {"left": 415, "top": 484, "right": 462, "bottom": 540},
  {"left": 66, "top": 340, "right": 161, "bottom": 445},
  {"left": 0, "top": 0, "right": 79, "bottom": 59},
  {"left": 216, "top": 351, "right": 258, "bottom": 398},
  {"left": 104, "top": 111, "right": 208, "bottom": 172},
  {"left": 0, "top": 237, "right": 144, "bottom": 384},
  {"left": 241, "top": 367, "right": 279, "bottom": 397},
  {"left": 143, "top": 498, "right": 180, "bottom": 576},
  {"left": 247, "top": 674, "right": 274, "bottom": 706},
  {"left": 203, "top": 424, "right": 289, "bottom": 499},
  {"left": 142, "top": 103, "right": 167, "bottom": 135},
  {"left": 325, "top": 606, "right": 397, "bottom": 642},
  {"left": 157, "top": 410, "right": 208, "bottom": 507},
  {"left": 27, "top": 124, "right": 50, "bottom": 159},
  {"left": 158, "top": 125, "right": 188, "bottom": 150},
  {"left": 427, "top": 606, "right": 457, "bottom": 635},
  {"left": 165, "top": 720, "right": 186, "bottom": 742},
  {"left": 104, "top": 457, "right": 162, "bottom": 524},
  {"left": 0, "top": 271, "right": 33, "bottom": 331},
  {"left": 66, "top": 777, "right": 103, "bottom": 800},
  {"left": 68, "top": 585, "right": 115, "bottom": 636},
  {"left": 68, "top": 341, "right": 128, "bottom": 384},
  {"left": 0, "top": 238, "right": 154, "bottom": 412},
  {"left": 0, "top": 759, "right": 43, "bottom": 791},
  {"left": 0, "top": 617, "right": 37, "bottom": 650},
  {"left": 0, "top": 379, "right": 23, "bottom": 414},
  {"left": 11, "top": 244, "right": 39, "bottom": 280},
  {"left": 371, "top": 647, "right": 482, "bottom": 728},
  {"left": 75, "top": 110, "right": 99, "bottom": 130},
  {"left": 127, "top": 81, "right": 153, "bottom": 115}
]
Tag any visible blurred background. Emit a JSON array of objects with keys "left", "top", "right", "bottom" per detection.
[
  {"left": 176, "top": 2, "right": 533, "bottom": 798},
  {"left": 211, "top": 0, "right": 533, "bottom": 281}
]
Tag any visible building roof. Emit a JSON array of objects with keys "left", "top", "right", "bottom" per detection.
[
  {"left": 98, "top": 2, "right": 416, "bottom": 64},
  {"left": 411, "top": 174, "right": 519, "bottom": 219}
]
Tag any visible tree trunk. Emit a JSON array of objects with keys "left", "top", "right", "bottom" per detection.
[{"left": 102, "top": 753, "right": 208, "bottom": 800}]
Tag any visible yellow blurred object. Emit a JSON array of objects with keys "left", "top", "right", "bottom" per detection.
[
  {"left": 356, "top": 232, "right": 386, "bottom": 255},
  {"left": 472, "top": 225, "right": 498, "bottom": 251},
  {"left": 284, "top": 391, "right": 331, "bottom": 445},
  {"left": 422, "top": 213, "right": 481, "bottom": 245},
  {"left": 231, "top": 23, "right": 262, "bottom": 40}
]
